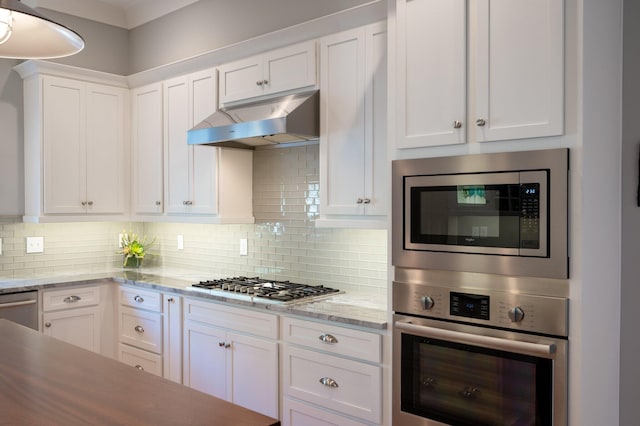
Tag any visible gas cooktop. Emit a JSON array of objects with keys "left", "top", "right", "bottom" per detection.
[{"left": 186, "top": 276, "right": 341, "bottom": 303}]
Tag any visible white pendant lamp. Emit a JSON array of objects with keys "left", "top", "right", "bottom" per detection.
[{"left": 0, "top": 0, "right": 84, "bottom": 59}]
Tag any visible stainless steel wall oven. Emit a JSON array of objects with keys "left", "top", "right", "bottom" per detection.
[
  {"left": 392, "top": 149, "right": 569, "bottom": 279},
  {"left": 392, "top": 269, "right": 568, "bottom": 426}
]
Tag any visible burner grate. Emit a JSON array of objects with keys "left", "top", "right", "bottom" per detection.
[{"left": 190, "top": 277, "right": 340, "bottom": 302}]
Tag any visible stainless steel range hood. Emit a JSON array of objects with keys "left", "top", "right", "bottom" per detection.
[{"left": 187, "top": 91, "right": 319, "bottom": 149}]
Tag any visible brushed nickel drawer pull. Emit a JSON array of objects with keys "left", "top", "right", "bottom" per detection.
[
  {"left": 134, "top": 325, "right": 144, "bottom": 333},
  {"left": 63, "top": 295, "right": 81, "bottom": 303},
  {"left": 319, "top": 334, "right": 338, "bottom": 344},
  {"left": 319, "top": 377, "right": 339, "bottom": 388}
]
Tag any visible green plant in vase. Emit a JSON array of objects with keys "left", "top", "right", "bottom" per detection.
[{"left": 118, "top": 231, "right": 155, "bottom": 268}]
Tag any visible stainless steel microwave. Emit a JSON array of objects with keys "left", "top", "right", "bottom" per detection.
[{"left": 392, "top": 149, "right": 569, "bottom": 279}]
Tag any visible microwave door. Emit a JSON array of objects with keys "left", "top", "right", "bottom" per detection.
[{"left": 404, "top": 171, "right": 547, "bottom": 257}]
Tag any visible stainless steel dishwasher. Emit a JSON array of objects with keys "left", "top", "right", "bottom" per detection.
[{"left": 0, "top": 291, "right": 38, "bottom": 330}]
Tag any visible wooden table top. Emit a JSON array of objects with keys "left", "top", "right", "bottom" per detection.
[{"left": 0, "top": 319, "right": 280, "bottom": 426}]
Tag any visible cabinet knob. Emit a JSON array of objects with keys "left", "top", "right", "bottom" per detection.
[
  {"left": 476, "top": 118, "right": 486, "bottom": 127},
  {"left": 134, "top": 295, "right": 144, "bottom": 303},
  {"left": 45, "top": 322, "right": 51, "bottom": 328},
  {"left": 363, "top": 198, "right": 371, "bottom": 204},
  {"left": 219, "top": 342, "right": 225, "bottom": 347},
  {"left": 63, "top": 295, "right": 81, "bottom": 304},
  {"left": 453, "top": 120, "right": 463, "bottom": 129},
  {"left": 357, "top": 198, "right": 363, "bottom": 204},
  {"left": 81, "top": 201, "right": 87, "bottom": 206},
  {"left": 134, "top": 325, "right": 144, "bottom": 333},
  {"left": 135, "top": 365, "right": 144, "bottom": 371},
  {"left": 155, "top": 201, "right": 161, "bottom": 206},
  {"left": 256, "top": 80, "right": 262, "bottom": 86},
  {"left": 319, "top": 377, "right": 339, "bottom": 388},
  {"left": 167, "top": 297, "right": 174, "bottom": 303},
  {"left": 318, "top": 334, "right": 338, "bottom": 344},
  {"left": 262, "top": 79, "right": 268, "bottom": 85},
  {"left": 183, "top": 201, "right": 193, "bottom": 206},
  {"left": 87, "top": 201, "right": 93, "bottom": 206}
]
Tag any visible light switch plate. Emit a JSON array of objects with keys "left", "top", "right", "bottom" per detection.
[
  {"left": 239, "top": 238, "right": 248, "bottom": 256},
  {"left": 26, "top": 236, "right": 44, "bottom": 254},
  {"left": 177, "top": 235, "right": 184, "bottom": 250}
]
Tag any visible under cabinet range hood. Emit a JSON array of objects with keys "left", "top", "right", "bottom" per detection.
[{"left": 187, "top": 91, "right": 319, "bottom": 149}]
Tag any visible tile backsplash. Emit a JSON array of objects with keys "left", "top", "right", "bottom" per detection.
[{"left": 0, "top": 143, "right": 388, "bottom": 297}]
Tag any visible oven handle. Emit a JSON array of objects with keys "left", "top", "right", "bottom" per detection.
[{"left": 395, "top": 321, "right": 556, "bottom": 358}]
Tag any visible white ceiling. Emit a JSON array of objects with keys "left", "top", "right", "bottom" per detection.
[{"left": 23, "top": 0, "right": 200, "bottom": 29}]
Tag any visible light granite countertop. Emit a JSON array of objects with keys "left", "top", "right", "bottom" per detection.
[{"left": 0, "top": 269, "right": 388, "bottom": 330}]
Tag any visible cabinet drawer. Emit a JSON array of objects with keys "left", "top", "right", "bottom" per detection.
[
  {"left": 42, "top": 285, "right": 100, "bottom": 312},
  {"left": 184, "top": 298, "right": 278, "bottom": 339},
  {"left": 118, "top": 343, "right": 162, "bottom": 377},
  {"left": 282, "top": 397, "right": 369, "bottom": 426},
  {"left": 119, "top": 306, "right": 163, "bottom": 354},
  {"left": 120, "top": 286, "right": 162, "bottom": 312},
  {"left": 283, "top": 346, "right": 381, "bottom": 423},
  {"left": 282, "top": 317, "right": 381, "bottom": 363}
]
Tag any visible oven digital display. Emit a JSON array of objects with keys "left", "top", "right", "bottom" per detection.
[{"left": 450, "top": 292, "right": 489, "bottom": 320}]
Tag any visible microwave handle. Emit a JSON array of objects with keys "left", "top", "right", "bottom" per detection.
[{"left": 395, "top": 321, "right": 556, "bottom": 358}]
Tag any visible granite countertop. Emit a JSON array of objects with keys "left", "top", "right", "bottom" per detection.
[{"left": 0, "top": 269, "right": 388, "bottom": 330}]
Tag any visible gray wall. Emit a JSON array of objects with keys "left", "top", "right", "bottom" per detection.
[
  {"left": 620, "top": 0, "right": 640, "bottom": 423},
  {"left": 128, "top": 0, "right": 373, "bottom": 74},
  {"left": 40, "top": 9, "right": 129, "bottom": 75}
]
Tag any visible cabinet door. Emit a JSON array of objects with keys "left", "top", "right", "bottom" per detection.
[
  {"left": 263, "top": 41, "right": 316, "bottom": 97},
  {"left": 182, "top": 320, "right": 227, "bottom": 400},
  {"left": 43, "top": 306, "right": 101, "bottom": 353},
  {"left": 132, "top": 83, "right": 164, "bottom": 214},
  {"left": 85, "top": 83, "right": 126, "bottom": 214},
  {"left": 320, "top": 27, "right": 367, "bottom": 216},
  {"left": 364, "top": 23, "right": 388, "bottom": 217},
  {"left": 164, "top": 76, "right": 191, "bottom": 213},
  {"left": 163, "top": 295, "right": 182, "bottom": 383},
  {"left": 396, "top": 0, "right": 467, "bottom": 148},
  {"left": 473, "top": 0, "right": 564, "bottom": 142},
  {"left": 229, "top": 332, "right": 278, "bottom": 418},
  {"left": 218, "top": 56, "right": 263, "bottom": 105},
  {"left": 189, "top": 69, "right": 219, "bottom": 215},
  {"left": 43, "top": 76, "right": 86, "bottom": 214}
]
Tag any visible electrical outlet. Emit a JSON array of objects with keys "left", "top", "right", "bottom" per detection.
[
  {"left": 177, "top": 235, "right": 184, "bottom": 250},
  {"left": 26, "top": 236, "right": 44, "bottom": 254},
  {"left": 0, "top": 237, "right": 3, "bottom": 255},
  {"left": 239, "top": 238, "right": 248, "bottom": 256}
]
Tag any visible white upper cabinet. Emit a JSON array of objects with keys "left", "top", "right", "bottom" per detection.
[
  {"left": 396, "top": 0, "right": 467, "bottom": 149},
  {"left": 131, "top": 83, "right": 164, "bottom": 215},
  {"left": 472, "top": 0, "right": 564, "bottom": 142},
  {"left": 394, "top": 0, "right": 564, "bottom": 149},
  {"left": 16, "top": 61, "right": 129, "bottom": 222},
  {"left": 318, "top": 22, "right": 388, "bottom": 228},
  {"left": 163, "top": 69, "right": 254, "bottom": 222},
  {"left": 218, "top": 40, "right": 317, "bottom": 105}
]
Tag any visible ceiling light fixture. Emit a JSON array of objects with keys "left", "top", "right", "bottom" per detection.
[{"left": 0, "top": 0, "right": 84, "bottom": 59}]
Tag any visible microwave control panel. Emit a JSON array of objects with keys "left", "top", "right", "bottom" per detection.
[{"left": 520, "top": 182, "right": 541, "bottom": 249}]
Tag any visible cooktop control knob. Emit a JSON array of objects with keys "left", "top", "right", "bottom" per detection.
[
  {"left": 508, "top": 306, "right": 525, "bottom": 323},
  {"left": 421, "top": 296, "right": 435, "bottom": 310}
]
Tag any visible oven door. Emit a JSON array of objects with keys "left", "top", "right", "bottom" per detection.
[{"left": 393, "top": 314, "right": 567, "bottom": 426}]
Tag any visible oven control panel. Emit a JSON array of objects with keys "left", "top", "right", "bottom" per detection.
[
  {"left": 393, "top": 280, "right": 568, "bottom": 337},
  {"left": 450, "top": 292, "right": 490, "bottom": 320}
]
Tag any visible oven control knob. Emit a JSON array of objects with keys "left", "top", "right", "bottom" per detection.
[
  {"left": 508, "top": 306, "right": 525, "bottom": 323},
  {"left": 421, "top": 296, "right": 435, "bottom": 310}
]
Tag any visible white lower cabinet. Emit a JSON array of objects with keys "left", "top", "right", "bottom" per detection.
[
  {"left": 182, "top": 298, "right": 279, "bottom": 419},
  {"left": 42, "top": 285, "right": 102, "bottom": 354},
  {"left": 117, "top": 286, "right": 182, "bottom": 383},
  {"left": 281, "top": 317, "right": 383, "bottom": 425}
]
